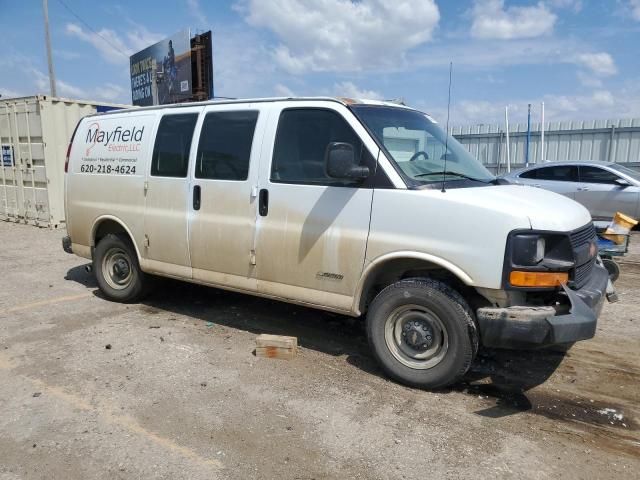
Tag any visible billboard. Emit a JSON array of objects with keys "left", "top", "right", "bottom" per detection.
[{"left": 130, "top": 30, "right": 192, "bottom": 106}]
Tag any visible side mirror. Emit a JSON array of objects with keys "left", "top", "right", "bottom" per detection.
[
  {"left": 615, "top": 178, "right": 631, "bottom": 187},
  {"left": 325, "top": 142, "right": 370, "bottom": 180}
]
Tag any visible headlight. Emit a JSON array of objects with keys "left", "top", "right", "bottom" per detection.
[
  {"left": 506, "top": 232, "right": 575, "bottom": 289},
  {"left": 512, "top": 235, "right": 545, "bottom": 266}
]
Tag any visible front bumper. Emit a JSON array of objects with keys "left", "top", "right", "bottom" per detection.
[{"left": 477, "top": 263, "right": 610, "bottom": 349}]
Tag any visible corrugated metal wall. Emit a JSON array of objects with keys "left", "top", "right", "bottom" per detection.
[{"left": 452, "top": 118, "right": 640, "bottom": 174}]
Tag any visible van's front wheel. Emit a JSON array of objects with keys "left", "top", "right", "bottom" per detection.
[
  {"left": 366, "top": 279, "right": 478, "bottom": 389},
  {"left": 94, "top": 234, "right": 147, "bottom": 302}
]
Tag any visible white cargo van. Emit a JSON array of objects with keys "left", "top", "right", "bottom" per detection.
[{"left": 63, "top": 97, "right": 612, "bottom": 388}]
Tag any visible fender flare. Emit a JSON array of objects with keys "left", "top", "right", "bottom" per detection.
[
  {"left": 91, "top": 215, "right": 142, "bottom": 263},
  {"left": 352, "top": 251, "right": 474, "bottom": 315}
]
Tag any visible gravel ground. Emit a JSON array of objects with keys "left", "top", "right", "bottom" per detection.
[{"left": 0, "top": 222, "right": 638, "bottom": 479}]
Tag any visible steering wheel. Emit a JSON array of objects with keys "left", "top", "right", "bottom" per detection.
[{"left": 409, "top": 151, "right": 429, "bottom": 162}]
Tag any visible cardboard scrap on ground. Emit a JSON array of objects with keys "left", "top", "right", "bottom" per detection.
[{"left": 255, "top": 334, "right": 297, "bottom": 360}]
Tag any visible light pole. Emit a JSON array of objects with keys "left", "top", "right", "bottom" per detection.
[{"left": 505, "top": 106, "right": 511, "bottom": 173}]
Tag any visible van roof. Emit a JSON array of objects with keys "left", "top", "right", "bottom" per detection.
[{"left": 88, "top": 96, "right": 418, "bottom": 117}]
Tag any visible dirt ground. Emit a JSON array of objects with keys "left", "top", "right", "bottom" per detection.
[{"left": 0, "top": 222, "right": 638, "bottom": 479}]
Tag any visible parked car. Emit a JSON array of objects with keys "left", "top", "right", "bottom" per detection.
[
  {"left": 501, "top": 161, "right": 640, "bottom": 228},
  {"left": 63, "top": 97, "right": 611, "bottom": 389}
]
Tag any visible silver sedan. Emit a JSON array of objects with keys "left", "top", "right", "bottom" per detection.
[{"left": 501, "top": 161, "right": 640, "bottom": 227}]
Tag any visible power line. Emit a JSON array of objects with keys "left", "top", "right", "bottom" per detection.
[{"left": 56, "top": 0, "right": 130, "bottom": 59}]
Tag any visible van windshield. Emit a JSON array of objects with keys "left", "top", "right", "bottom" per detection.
[{"left": 351, "top": 105, "right": 494, "bottom": 187}]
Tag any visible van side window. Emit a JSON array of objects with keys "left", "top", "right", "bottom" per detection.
[
  {"left": 195, "top": 111, "right": 259, "bottom": 181},
  {"left": 271, "top": 108, "right": 373, "bottom": 186},
  {"left": 151, "top": 114, "right": 198, "bottom": 177}
]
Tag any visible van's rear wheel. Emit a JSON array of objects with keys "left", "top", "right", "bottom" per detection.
[
  {"left": 94, "top": 233, "right": 147, "bottom": 302},
  {"left": 366, "top": 279, "right": 478, "bottom": 389}
]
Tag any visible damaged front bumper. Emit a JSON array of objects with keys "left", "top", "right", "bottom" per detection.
[{"left": 477, "top": 263, "right": 611, "bottom": 349}]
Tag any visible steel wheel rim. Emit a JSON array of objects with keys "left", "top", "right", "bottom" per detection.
[
  {"left": 102, "top": 247, "right": 133, "bottom": 290},
  {"left": 384, "top": 304, "right": 449, "bottom": 370}
]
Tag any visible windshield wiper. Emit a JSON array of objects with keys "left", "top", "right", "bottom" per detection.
[{"left": 414, "top": 171, "right": 492, "bottom": 183}]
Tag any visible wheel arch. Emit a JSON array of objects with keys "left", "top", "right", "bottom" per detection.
[
  {"left": 353, "top": 252, "right": 474, "bottom": 316},
  {"left": 91, "top": 215, "right": 142, "bottom": 262}
]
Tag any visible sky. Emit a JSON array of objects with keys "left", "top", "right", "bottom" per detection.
[{"left": 1, "top": 0, "right": 639, "bottom": 126}]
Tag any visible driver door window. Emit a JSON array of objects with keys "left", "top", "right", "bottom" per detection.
[
  {"left": 270, "top": 108, "right": 374, "bottom": 187},
  {"left": 579, "top": 166, "right": 620, "bottom": 184}
]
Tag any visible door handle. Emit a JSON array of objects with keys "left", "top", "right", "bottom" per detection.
[
  {"left": 532, "top": 184, "right": 541, "bottom": 188},
  {"left": 578, "top": 186, "right": 589, "bottom": 191},
  {"left": 259, "top": 188, "right": 269, "bottom": 216},
  {"left": 193, "top": 185, "right": 201, "bottom": 210}
]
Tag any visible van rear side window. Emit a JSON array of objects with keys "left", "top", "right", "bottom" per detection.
[
  {"left": 151, "top": 114, "right": 198, "bottom": 178},
  {"left": 195, "top": 111, "right": 259, "bottom": 181}
]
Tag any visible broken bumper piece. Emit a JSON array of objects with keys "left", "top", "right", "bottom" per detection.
[{"left": 477, "top": 263, "right": 610, "bottom": 349}]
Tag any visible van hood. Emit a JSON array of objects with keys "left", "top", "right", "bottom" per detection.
[{"left": 418, "top": 184, "right": 592, "bottom": 232}]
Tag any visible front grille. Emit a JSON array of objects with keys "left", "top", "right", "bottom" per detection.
[
  {"left": 570, "top": 223, "right": 597, "bottom": 289},
  {"left": 570, "top": 223, "right": 596, "bottom": 250}
]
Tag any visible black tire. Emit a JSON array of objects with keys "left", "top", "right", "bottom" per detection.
[
  {"left": 93, "top": 233, "right": 148, "bottom": 302},
  {"left": 602, "top": 258, "right": 620, "bottom": 283},
  {"left": 366, "top": 278, "right": 478, "bottom": 389}
]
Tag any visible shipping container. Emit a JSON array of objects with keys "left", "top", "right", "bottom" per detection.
[{"left": 0, "top": 95, "right": 130, "bottom": 228}]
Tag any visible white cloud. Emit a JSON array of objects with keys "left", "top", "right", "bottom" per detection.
[
  {"left": 574, "top": 52, "right": 617, "bottom": 76},
  {"left": 31, "top": 66, "right": 88, "bottom": 98},
  {"left": 274, "top": 84, "right": 295, "bottom": 97},
  {"left": 548, "top": 0, "right": 582, "bottom": 12},
  {"left": 94, "top": 83, "right": 126, "bottom": 102},
  {"left": 125, "top": 24, "right": 165, "bottom": 53},
  {"left": 470, "top": 0, "right": 557, "bottom": 39},
  {"left": 65, "top": 23, "right": 131, "bottom": 65},
  {"left": 630, "top": 0, "right": 640, "bottom": 20},
  {"left": 333, "top": 81, "right": 383, "bottom": 100},
  {"left": 235, "top": 0, "right": 440, "bottom": 73},
  {"left": 576, "top": 71, "right": 603, "bottom": 88},
  {"left": 0, "top": 87, "right": 24, "bottom": 98},
  {"left": 211, "top": 27, "right": 278, "bottom": 98},
  {"left": 186, "top": 0, "right": 209, "bottom": 26},
  {"left": 445, "top": 89, "right": 636, "bottom": 126},
  {"left": 65, "top": 23, "right": 163, "bottom": 65},
  {"left": 54, "top": 49, "right": 82, "bottom": 61},
  {"left": 0, "top": 54, "right": 130, "bottom": 103}
]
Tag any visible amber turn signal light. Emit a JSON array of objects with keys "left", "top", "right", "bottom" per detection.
[{"left": 509, "top": 271, "right": 568, "bottom": 287}]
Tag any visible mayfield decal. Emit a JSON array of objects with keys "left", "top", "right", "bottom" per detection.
[{"left": 75, "top": 115, "right": 154, "bottom": 176}]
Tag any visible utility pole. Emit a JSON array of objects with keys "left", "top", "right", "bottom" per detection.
[
  {"left": 43, "top": 0, "right": 57, "bottom": 96},
  {"left": 525, "top": 103, "right": 531, "bottom": 167}
]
